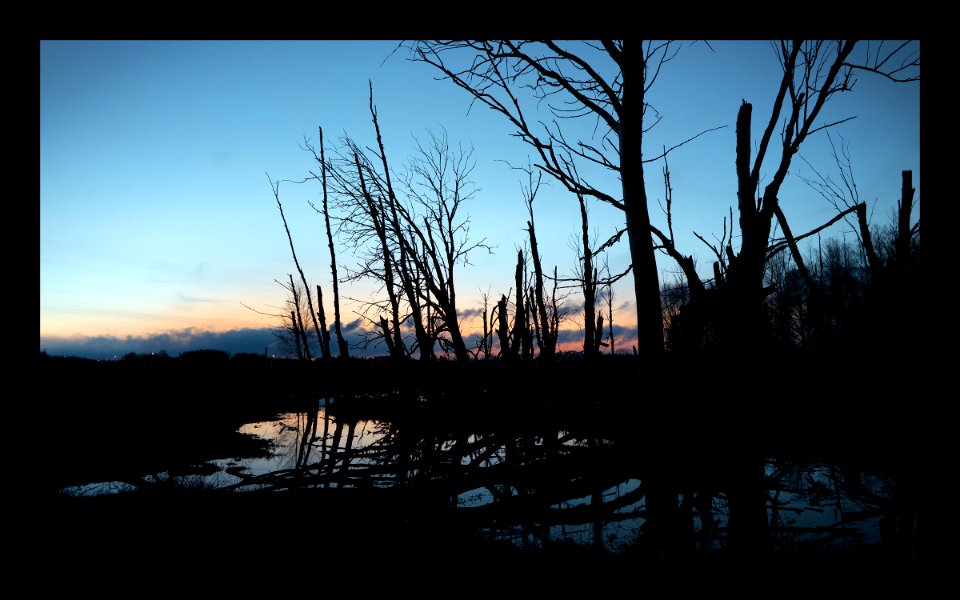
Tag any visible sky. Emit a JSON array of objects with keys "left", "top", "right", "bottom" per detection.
[{"left": 39, "top": 40, "right": 920, "bottom": 359}]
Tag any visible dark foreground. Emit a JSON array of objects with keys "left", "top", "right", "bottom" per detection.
[{"left": 35, "top": 351, "right": 936, "bottom": 587}]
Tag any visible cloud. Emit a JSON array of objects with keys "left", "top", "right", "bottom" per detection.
[
  {"left": 340, "top": 318, "right": 364, "bottom": 333},
  {"left": 553, "top": 323, "right": 637, "bottom": 352},
  {"left": 39, "top": 321, "right": 638, "bottom": 361},
  {"left": 41, "top": 328, "right": 280, "bottom": 359},
  {"left": 458, "top": 307, "right": 486, "bottom": 320},
  {"left": 40, "top": 322, "right": 393, "bottom": 360}
]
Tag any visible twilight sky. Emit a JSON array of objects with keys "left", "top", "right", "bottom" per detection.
[{"left": 39, "top": 40, "right": 920, "bottom": 358}]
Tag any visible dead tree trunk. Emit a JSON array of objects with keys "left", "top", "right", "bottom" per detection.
[
  {"left": 856, "top": 202, "right": 881, "bottom": 282},
  {"left": 510, "top": 250, "right": 525, "bottom": 360},
  {"left": 318, "top": 127, "right": 349, "bottom": 358},
  {"left": 522, "top": 286, "right": 534, "bottom": 361},
  {"left": 291, "top": 311, "right": 304, "bottom": 361},
  {"left": 355, "top": 154, "right": 405, "bottom": 360},
  {"left": 722, "top": 102, "right": 773, "bottom": 348},
  {"left": 579, "top": 195, "right": 598, "bottom": 359},
  {"left": 496, "top": 294, "right": 509, "bottom": 359},
  {"left": 620, "top": 40, "right": 665, "bottom": 355},
  {"left": 315, "top": 284, "right": 332, "bottom": 359},
  {"left": 379, "top": 316, "right": 396, "bottom": 357},
  {"left": 366, "top": 102, "right": 434, "bottom": 361},
  {"left": 364, "top": 93, "right": 476, "bottom": 361},
  {"left": 894, "top": 170, "right": 915, "bottom": 345},
  {"left": 895, "top": 170, "right": 915, "bottom": 298},
  {"left": 480, "top": 292, "right": 491, "bottom": 360},
  {"left": 607, "top": 281, "right": 615, "bottom": 355},
  {"left": 271, "top": 176, "right": 324, "bottom": 359},
  {"left": 723, "top": 42, "right": 857, "bottom": 350},
  {"left": 594, "top": 312, "right": 605, "bottom": 354},
  {"left": 527, "top": 211, "right": 556, "bottom": 363},
  {"left": 393, "top": 232, "right": 434, "bottom": 361},
  {"left": 290, "top": 274, "right": 312, "bottom": 361}
]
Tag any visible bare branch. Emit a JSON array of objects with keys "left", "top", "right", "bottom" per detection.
[
  {"left": 642, "top": 125, "right": 728, "bottom": 164},
  {"left": 767, "top": 203, "right": 859, "bottom": 260}
]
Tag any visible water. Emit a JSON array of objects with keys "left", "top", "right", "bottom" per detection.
[{"left": 60, "top": 402, "right": 918, "bottom": 558}]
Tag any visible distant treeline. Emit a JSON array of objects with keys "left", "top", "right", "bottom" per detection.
[{"left": 663, "top": 192, "right": 920, "bottom": 354}]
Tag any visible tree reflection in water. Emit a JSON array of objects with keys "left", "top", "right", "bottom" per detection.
[{"left": 223, "top": 393, "right": 918, "bottom": 559}]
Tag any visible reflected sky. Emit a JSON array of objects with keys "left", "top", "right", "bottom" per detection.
[{"left": 60, "top": 407, "right": 914, "bottom": 557}]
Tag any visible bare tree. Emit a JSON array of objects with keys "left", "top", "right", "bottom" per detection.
[
  {"left": 397, "top": 127, "right": 491, "bottom": 361},
  {"left": 577, "top": 194, "right": 600, "bottom": 358},
  {"left": 270, "top": 275, "right": 312, "bottom": 360},
  {"left": 269, "top": 174, "right": 326, "bottom": 359},
  {"left": 304, "top": 128, "right": 350, "bottom": 358},
  {"left": 325, "top": 84, "right": 490, "bottom": 361},
  {"left": 325, "top": 136, "right": 408, "bottom": 359},
  {"left": 723, "top": 40, "right": 917, "bottom": 347},
  {"left": 473, "top": 287, "right": 493, "bottom": 360},
  {"left": 410, "top": 40, "right": 724, "bottom": 356},
  {"left": 602, "top": 255, "right": 616, "bottom": 355},
  {"left": 646, "top": 40, "right": 918, "bottom": 349},
  {"left": 355, "top": 149, "right": 407, "bottom": 359},
  {"left": 522, "top": 168, "right": 561, "bottom": 363}
]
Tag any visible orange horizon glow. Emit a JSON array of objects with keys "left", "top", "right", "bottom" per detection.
[
  {"left": 39, "top": 306, "right": 280, "bottom": 340},
  {"left": 41, "top": 305, "right": 640, "bottom": 354}
]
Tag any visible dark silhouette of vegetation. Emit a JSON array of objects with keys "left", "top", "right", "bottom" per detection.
[
  {"left": 323, "top": 84, "right": 491, "bottom": 361},
  {"left": 269, "top": 176, "right": 326, "bottom": 360},
  {"left": 44, "top": 41, "right": 922, "bottom": 575},
  {"left": 308, "top": 127, "right": 350, "bottom": 358},
  {"left": 523, "top": 171, "right": 562, "bottom": 363},
  {"left": 409, "top": 41, "right": 728, "bottom": 356},
  {"left": 646, "top": 41, "right": 920, "bottom": 354}
]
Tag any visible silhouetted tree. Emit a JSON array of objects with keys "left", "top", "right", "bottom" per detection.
[
  {"left": 725, "top": 41, "right": 917, "bottom": 349},
  {"left": 272, "top": 277, "right": 314, "bottom": 359},
  {"left": 510, "top": 249, "right": 528, "bottom": 360},
  {"left": 410, "top": 40, "right": 724, "bottom": 356},
  {"left": 473, "top": 288, "right": 493, "bottom": 359},
  {"left": 649, "top": 154, "right": 707, "bottom": 307},
  {"left": 304, "top": 127, "right": 350, "bottom": 358},
  {"left": 602, "top": 256, "right": 616, "bottom": 354},
  {"left": 398, "top": 126, "right": 490, "bottom": 360},
  {"left": 328, "top": 85, "right": 489, "bottom": 361},
  {"left": 495, "top": 293, "right": 509, "bottom": 358},
  {"left": 652, "top": 40, "right": 918, "bottom": 351},
  {"left": 578, "top": 194, "right": 600, "bottom": 358},
  {"left": 269, "top": 175, "right": 327, "bottom": 359},
  {"left": 522, "top": 170, "right": 561, "bottom": 363},
  {"left": 358, "top": 150, "right": 408, "bottom": 359},
  {"left": 288, "top": 274, "right": 311, "bottom": 360},
  {"left": 557, "top": 194, "right": 629, "bottom": 357}
]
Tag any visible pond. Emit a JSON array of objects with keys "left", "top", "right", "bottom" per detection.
[{"left": 60, "top": 396, "right": 919, "bottom": 559}]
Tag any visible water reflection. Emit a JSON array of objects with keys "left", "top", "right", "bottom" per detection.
[
  {"left": 217, "top": 403, "right": 916, "bottom": 557},
  {"left": 60, "top": 398, "right": 919, "bottom": 558}
]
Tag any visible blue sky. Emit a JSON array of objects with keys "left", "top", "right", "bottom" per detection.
[{"left": 39, "top": 40, "right": 920, "bottom": 358}]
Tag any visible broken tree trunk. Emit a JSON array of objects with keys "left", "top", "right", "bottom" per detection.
[
  {"left": 528, "top": 214, "right": 555, "bottom": 363},
  {"left": 856, "top": 202, "right": 881, "bottom": 282},
  {"left": 291, "top": 311, "right": 304, "bottom": 361},
  {"left": 379, "top": 316, "right": 396, "bottom": 358},
  {"left": 511, "top": 250, "right": 525, "bottom": 360},
  {"left": 318, "top": 127, "right": 349, "bottom": 359},
  {"left": 496, "top": 294, "right": 509, "bottom": 359},
  {"left": 290, "top": 274, "right": 311, "bottom": 361},
  {"left": 316, "top": 284, "right": 332, "bottom": 360},
  {"left": 579, "top": 195, "right": 597, "bottom": 359}
]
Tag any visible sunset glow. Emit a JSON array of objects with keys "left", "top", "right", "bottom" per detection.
[{"left": 40, "top": 40, "right": 919, "bottom": 358}]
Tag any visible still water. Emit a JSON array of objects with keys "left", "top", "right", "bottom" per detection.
[{"left": 61, "top": 402, "right": 917, "bottom": 557}]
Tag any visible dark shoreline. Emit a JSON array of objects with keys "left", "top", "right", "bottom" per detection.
[{"left": 39, "top": 351, "right": 933, "bottom": 572}]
